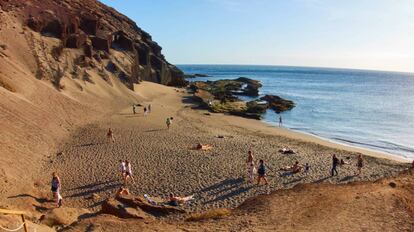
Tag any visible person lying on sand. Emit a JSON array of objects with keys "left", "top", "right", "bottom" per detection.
[
  {"left": 195, "top": 143, "right": 213, "bottom": 150},
  {"left": 278, "top": 147, "right": 296, "bottom": 154},
  {"left": 115, "top": 187, "right": 130, "bottom": 197},
  {"left": 168, "top": 193, "right": 194, "bottom": 207},
  {"left": 340, "top": 159, "right": 350, "bottom": 165},
  {"left": 280, "top": 161, "right": 302, "bottom": 173},
  {"left": 144, "top": 194, "right": 157, "bottom": 205}
]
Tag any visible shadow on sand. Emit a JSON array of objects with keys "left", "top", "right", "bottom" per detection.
[
  {"left": 67, "top": 180, "right": 121, "bottom": 198},
  {"left": 73, "top": 142, "right": 105, "bottom": 148},
  {"left": 199, "top": 177, "right": 254, "bottom": 204},
  {"left": 8, "top": 194, "right": 50, "bottom": 204}
]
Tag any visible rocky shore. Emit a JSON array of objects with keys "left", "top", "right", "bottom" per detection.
[{"left": 189, "top": 77, "right": 295, "bottom": 119}]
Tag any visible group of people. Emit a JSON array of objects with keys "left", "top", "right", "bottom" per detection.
[
  {"left": 246, "top": 150, "right": 365, "bottom": 185},
  {"left": 133, "top": 104, "right": 151, "bottom": 116},
  {"left": 331, "top": 154, "right": 364, "bottom": 176},
  {"left": 119, "top": 160, "right": 135, "bottom": 185},
  {"left": 246, "top": 151, "right": 269, "bottom": 185}
]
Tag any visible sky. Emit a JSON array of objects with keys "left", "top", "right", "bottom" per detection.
[{"left": 100, "top": 0, "right": 414, "bottom": 72}]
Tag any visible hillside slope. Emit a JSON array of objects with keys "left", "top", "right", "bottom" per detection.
[{"left": 0, "top": 0, "right": 185, "bottom": 199}]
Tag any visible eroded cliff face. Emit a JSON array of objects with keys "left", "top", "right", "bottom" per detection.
[{"left": 0, "top": 0, "right": 187, "bottom": 89}]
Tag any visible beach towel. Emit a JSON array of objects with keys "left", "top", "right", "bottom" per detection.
[{"left": 144, "top": 194, "right": 157, "bottom": 205}]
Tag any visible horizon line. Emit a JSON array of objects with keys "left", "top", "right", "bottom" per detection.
[{"left": 175, "top": 63, "right": 414, "bottom": 75}]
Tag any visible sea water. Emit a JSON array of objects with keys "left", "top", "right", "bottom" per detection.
[{"left": 178, "top": 65, "right": 414, "bottom": 160}]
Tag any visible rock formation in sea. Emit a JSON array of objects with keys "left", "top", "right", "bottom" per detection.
[
  {"left": 0, "top": 0, "right": 187, "bottom": 90},
  {"left": 189, "top": 77, "right": 294, "bottom": 119}
]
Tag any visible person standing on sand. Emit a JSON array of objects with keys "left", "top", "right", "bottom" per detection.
[
  {"left": 257, "top": 159, "right": 269, "bottom": 185},
  {"left": 246, "top": 150, "right": 256, "bottom": 182},
  {"left": 304, "top": 163, "right": 310, "bottom": 174},
  {"left": 51, "top": 172, "right": 63, "bottom": 207},
  {"left": 124, "top": 160, "right": 135, "bottom": 185},
  {"left": 279, "top": 115, "right": 282, "bottom": 127},
  {"left": 107, "top": 128, "right": 115, "bottom": 143},
  {"left": 356, "top": 154, "right": 364, "bottom": 175},
  {"left": 133, "top": 105, "right": 136, "bottom": 114},
  {"left": 166, "top": 117, "right": 172, "bottom": 129},
  {"left": 331, "top": 154, "right": 339, "bottom": 176},
  {"left": 119, "top": 160, "right": 126, "bottom": 180}
]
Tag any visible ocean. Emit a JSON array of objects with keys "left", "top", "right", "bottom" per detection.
[{"left": 178, "top": 65, "right": 414, "bottom": 160}]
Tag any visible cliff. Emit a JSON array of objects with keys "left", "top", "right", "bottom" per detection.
[{"left": 0, "top": 0, "right": 187, "bottom": 89}]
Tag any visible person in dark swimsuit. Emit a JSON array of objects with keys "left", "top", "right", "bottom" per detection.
[
  {"left": 331, "top": 154, "right": 339, "bottom": 176},
  {"left": 356, "top": 154, "right": 364, "bottom": 175},
  {"left": 257, "top": 159, "right": 269, "bottom": 185},
  {"left": 51, "top": 172, "right": 62, "bottom": 207}
]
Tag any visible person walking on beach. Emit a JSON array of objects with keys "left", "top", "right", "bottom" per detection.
[
  {"left": 246, "top": 150, "right": 256, "bottom": 182},
  {"left": 356, "top": 154, "right": 364, "bottom": 175},
  {"left": 331, "top": 154, "right": 339, "bottom": 176},
  {"left": 51, "top": 172, "right": 63, "bottom": 207},
  {"left": 279, "top": 115, "right": 283, "bottom": 127},
  {"left": 107, "top": 128, "right": 115, "bottom": 143},
  {"left": 124, "top": 160, "right": 135, "bottom": 185},
  {"left": 133, "top": 105, "right": 136, "bottom": 114},
  {"left": 119, "top": 160, "right": 126, "bottom": 180},
  {"left": 257, "top": 159, "right": 269, "bottom": 185},
  {"left": 166, "top": 117, "right": 173, "bottom": 130},
  {"left": 304, "top": 163, "right": 310, "bottom": 174}
]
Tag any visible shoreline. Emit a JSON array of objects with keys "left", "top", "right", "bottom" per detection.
[
  {"left": 40, "top": 81, "right": 409, "bottom": 214},
  {"left": 228, "top": 115, "right": 412, "bottom": 163},
  {"left": 184, "top": 75, "right": 412, "bottom": 163},
  {"left": 260, "top": 119, "right": 412, "bottom": 163},
  {"left": 189, "top": 105, "right": 411, "bottom": 164}
]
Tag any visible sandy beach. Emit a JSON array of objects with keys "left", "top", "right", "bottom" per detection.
[
  {"left": 1, "top": 1, "right": 414, "bottom": 230},
  {"left": 40, "top": 82, "right": 409, "bottom": 213}
]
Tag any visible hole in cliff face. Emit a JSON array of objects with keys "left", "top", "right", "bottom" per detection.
[
  {"left": 80, "top": 17, "right": 98, "bottom": 35},
  {"left": 41, "top": 20, "right": 63, "bottom": 38},
  {"left": 150, "top": 55, "right": 163, "bottom": 70},
  {"left": 111, "top": 32, "right": 134, "bottom": 51},
  {"left": 118, "top": 71, "right": 130, "bottom": 84},
  {"left": 67, "top": 22, "right": 78, "bottom": 34},
  {"left": 138, "top": 47, "right": 148, "bottom": 65}
]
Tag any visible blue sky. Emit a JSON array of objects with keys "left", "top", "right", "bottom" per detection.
[{"left": 100, "top": 0, "right": 414, "bottom": 72}]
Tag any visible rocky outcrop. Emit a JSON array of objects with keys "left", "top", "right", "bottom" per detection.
[
  {"left": 185, "top": 73, "right": 210, "bottom": 78},
  {"left": 101, "top": 195, "right": 186, "bottom": 219},
  {"left": 0, "top": 0, "right": 187, "bottom": 89},
  {"left": 101, "top": 198, "right": 149, "bottom": 219},
  {"left": 189, "top": 77, "right": 295, "bottom": 119},
  {"left": 233, "top": 77, "right": 262, "bottom": 96},
  {"left": 260, "top": 95, "right": 295, "bottom": 113},
  {"left": 116, "top": 195, "right": 187, "bottom": 216}
]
